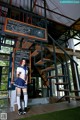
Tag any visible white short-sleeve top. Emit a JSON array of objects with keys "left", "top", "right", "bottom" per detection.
[
  {"left": 16, "top": 66, "right": 28, "bottom": 80},
  {"left": 17, "top": 67, "right": 28, "bottom": 75}
]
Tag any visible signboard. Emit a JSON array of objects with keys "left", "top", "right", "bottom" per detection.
[
  {"left": 4, "top": 18, "right": 47, "bottom": 42},
  {"left": 12, "top": 49, "right": 31, "bottom": 83}
]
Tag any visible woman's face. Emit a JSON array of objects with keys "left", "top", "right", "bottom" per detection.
[{"left": 21, "top": 59, "right": 26, "bottom": 66}]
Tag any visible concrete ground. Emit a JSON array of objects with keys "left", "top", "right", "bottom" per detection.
[{"left": 7, "top": 100, "right": 80, "bottom": 120}]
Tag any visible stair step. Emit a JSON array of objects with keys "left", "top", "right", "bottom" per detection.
[
  {"left": 35, "top": 60, "right": 44, "bottom": 65},
  {"left": 71, "top": 90, "right": 80, "bottom": 92},
  {"left": 43, "top": 58, "right": 51, "bottom": 62},
  {"left": 31, "top": 44, "right": 44, "bottom": 57},
  {"left": 31, "top": 50, "right": 39, "bottom": 57},
  {"left": 65, "top": 96, "right": 80, "bottom": 99},
  {"left": 35, "top": 58, "right": 51, "bottom": 65},
  {"left": 47, "top": 74, "right": 64, "bottom": 79},
  {"left": 35, "top": 44, "right": 44, "bottom": 50},
  {"left": 42, "top": 75, "right": 46, "bottom": 78},
  {"left": 41, "top": 66, "right": 55, "bottom": 73},
  {"left": 55, "top": 82, "right": 69, "bottom": 85},
  {"left": 58, "top": 89, "right": 69, "bottom": 92}
]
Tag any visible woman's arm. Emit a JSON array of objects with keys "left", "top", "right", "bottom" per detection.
[
  {"left": 16, "top": 72, "right": 21, "bottom": 77},
  {"left": 16, "top": 67, "right": 21, "bottom": 78},
  {"left": 25, "top": 75, "right": 28, "bottom": 84}
]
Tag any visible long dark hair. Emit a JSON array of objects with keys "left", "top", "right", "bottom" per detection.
[{"left": 20, "top": 58, "right": 29, "bottom": 66}]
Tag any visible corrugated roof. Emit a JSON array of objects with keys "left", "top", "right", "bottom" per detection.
[{"left": 0, "top": 0, "right": 80, "bottom": 26}]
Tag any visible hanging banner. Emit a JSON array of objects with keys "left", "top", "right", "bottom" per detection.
[{"left": 4, "top": 18, "right": 47, "bottom": 42}]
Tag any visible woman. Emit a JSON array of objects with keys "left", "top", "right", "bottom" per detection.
[{"left": 14, "top": 58, "right": 28, "bottom": 115}]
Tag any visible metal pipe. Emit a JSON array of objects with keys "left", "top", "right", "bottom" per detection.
[
  {"left": 35, "top": 4, "right": 75, "bottom": 22},
  {"left": 74, "top": 42, "right": 80, "bottom": 46},
  {"left": 44, "top": 0, "right": 47, "bottom": 29}
]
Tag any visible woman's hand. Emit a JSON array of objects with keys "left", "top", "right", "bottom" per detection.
[
  {"left": 25, "top": 81, "right": 27, "bottom": 85},
  {"left": 11, "top": 80, "right": 14, "bottom": 84}
]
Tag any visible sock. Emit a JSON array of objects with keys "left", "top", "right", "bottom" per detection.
[
  {"left": 17, "top": 95, "right": 21, "bottom": 110},
  {"left": 24, "top": 93, "right": 28, "bottom": 108}
]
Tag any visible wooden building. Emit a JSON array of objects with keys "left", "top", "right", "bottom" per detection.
[{"left": 0, "top": 0, "right": 80, "bottom": 112}]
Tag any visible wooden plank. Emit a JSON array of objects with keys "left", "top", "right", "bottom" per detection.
[
  {"left": 65, "top": 96, "right": 80, "bottom": 99},
  {"left": 35, "top": 58, "right": 51, "bottom": 65},
  {"left": 41, "top": 66, "right": 55, "bottom": 73},
  {"left": 48, "top": 46, "right": 74, "bottom": 55},
  {"left": 16, "top": 40, "right": 33, "bottom": 49},
  {"left": 72, "top": 19, "right": 80, "bottom": 31},
  {"left": 35, "top": 44, "right": 41, "bottom": 50},
  {"left": 22, "top": 41, "right": 33, "bottom": 49},
  {"left": 47, "top": 45, "right": 80, "bottom": 58},
  {"left": 43, "top": 58, "right": 51, "bottom": 62},
  {"left": 31, "top": 50, "right": 39, "bottom": 57},
  {"left": 35, "top": 59, "right": 44, "bottom": 65}
]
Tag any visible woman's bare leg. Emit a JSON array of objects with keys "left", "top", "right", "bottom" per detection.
[
  {"left": 22, "top": 88, "right": 28, "bottom": 111},
  {"left": 16, "top": 87, "right": 21, "bottom": 110}
]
